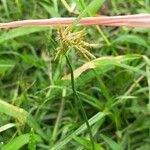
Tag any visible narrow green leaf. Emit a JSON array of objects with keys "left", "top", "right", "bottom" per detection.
[
  {"left": 0, "top": 123, "right": 16, "bottom": 133},
  {"left": 112, "top": 35, "right": 148, "bottom": 48},
  {"left": 39, "top": 1, "right": 60, "bottom": 17},
  {"left": 50, "top": 112, "right": 108, "bottom": 150},
  {"left": 100, "top": 134, "right": 122, "bottom": 150},
  {"left": 74, "top": 0, "right": 105, "bottom": 25},
  {"left": 78, "top": 0, "right": 105, "bottom": 17},
  {"left": 63, "top": 55, "right": 141, "bottom": 80},
  {"left": 74, "top": 136, "right": 104, "bottom": 150},
  {"left": 28, "top": 128, "right": 36, "bottom": 150},
  {"left": 0, "top": 99, "right": 47, "bottom": 140},
  {"left": 0, "top": 59, "right": 15, "bottom": 74},
  {"left": 1, "top": 133, "right": 41, "bottom": 150},
  {"left": 1, "top": 0, "right": 9, "bottom": 18},
  {"left": 0, "top": 26, "right": 50, "bottom": 44}
]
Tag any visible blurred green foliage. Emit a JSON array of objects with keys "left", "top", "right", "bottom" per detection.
[{"left": 0, "top": 0, "right": 150, "bottom": 150}]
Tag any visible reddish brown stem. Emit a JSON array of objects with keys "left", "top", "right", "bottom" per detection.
[{"left": 0, "top": 14, "right": 150, "bottom": 29}]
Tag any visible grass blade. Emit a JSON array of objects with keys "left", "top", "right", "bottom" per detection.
[
  {"left": 76, "top": 0, "right": 105, "bottom": 18},
  {"left": 112, "top": 35, "right": 148, "bottom": 48},
  {"left": 0, "top": 26, "right": 49, "bottom": 44},
  {"left": 74, "top": 136, "right": 104, "bottom": 150},
  {"left": 63, "top": 55, "right": 141, "bottom": 80},
  {"left": 0, "top": 59, "right": 15, "bottom": 74},
  {"left": 0, "top": 123, "right": 16, "bottom": 133},
  {"left": 1, "top": 133, "right": 41, "bottom": 150},
  {"left": 0, "top": 99, "right": 47, "bottom": 140},
  {"left": 50, "top": 112, "right": 107, "bottom": 150},
  {"left": 100, "top": 134, "right": 122, "bottom": 150}
]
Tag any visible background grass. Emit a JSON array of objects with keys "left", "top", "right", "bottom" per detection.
[{"left": 0, "top": 0, "right": 150, "bottom": 150}]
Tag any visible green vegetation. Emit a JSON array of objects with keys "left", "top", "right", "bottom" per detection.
[{"left": 0, "top": 0, "right": 150, "bottom": 150}]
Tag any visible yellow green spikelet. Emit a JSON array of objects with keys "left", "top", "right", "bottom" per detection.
[{"left": 55, "top": 26, "right": 96, "bottom": 61}]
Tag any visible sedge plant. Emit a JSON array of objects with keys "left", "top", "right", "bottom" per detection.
[{"left": 55, "top": 26, "right": 96, "bottom": 150}]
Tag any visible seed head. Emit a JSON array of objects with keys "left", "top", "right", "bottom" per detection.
[{"left": 55, "top": 26, "right": 96, "bottom": 61}]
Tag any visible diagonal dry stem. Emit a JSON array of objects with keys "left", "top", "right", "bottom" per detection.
[{"left": 0, "top": 14, "right": 150, "bottom": 29}]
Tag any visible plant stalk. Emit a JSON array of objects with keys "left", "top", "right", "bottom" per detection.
[
  {"left": 51, "top": 88, "right": 66, "bottom": 143},
  {"left": 65, "top": 55, "right": 95, "bottom": 150}
]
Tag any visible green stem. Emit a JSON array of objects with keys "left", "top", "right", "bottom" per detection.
[
  {"left": 65, "top": 55, "right": 95, "bottom": 150},
  {"left": 51, "top": 88, "right": 66, "bottom": 143},
  {"left": 78, "top": 0, "right": 111, "bottom": 46},
  {"left": 92, "top": 69, "right": 111, "bottom": 103},
  {"left": 96, "top": 26, "right": 111, "bottom": 46}
]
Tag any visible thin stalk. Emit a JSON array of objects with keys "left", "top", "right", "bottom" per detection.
[
  {"left": 51, "top": 88, "right": 66, "bottom": 143},
  {"left": 95, "top": 25, "right": 111, "bottom": 46},
  {"left": 65, "top": 55, "right": 95, "bottom": 150},
  {"left": 146, "top": 65, "right": 150, "bottom": 109}
]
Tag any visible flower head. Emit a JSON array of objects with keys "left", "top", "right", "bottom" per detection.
[{"left": 55, "top": 26, "right": 96, "bottom": 61}]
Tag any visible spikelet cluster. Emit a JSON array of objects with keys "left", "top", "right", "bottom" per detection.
[{"left": 55, "top": 26, "right": 96, "bottom": 61}]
